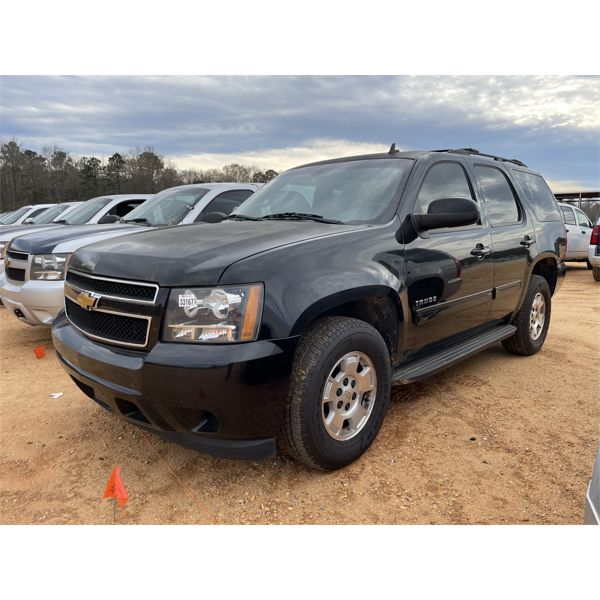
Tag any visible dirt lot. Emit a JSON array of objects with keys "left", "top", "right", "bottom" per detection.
[{"left": 1, "top": 265, "right": 598, "bottom": 524}]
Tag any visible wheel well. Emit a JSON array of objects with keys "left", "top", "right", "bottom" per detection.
[
  {"left": 310, "top": 294, "right": 402, "bottom": 357},
  {"left": 532, "top": 257, "right": 558, "bottom": 295}
]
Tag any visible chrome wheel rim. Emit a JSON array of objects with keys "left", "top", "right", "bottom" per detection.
[
  {"left": 529, "top": 292, "right": 546, "bottom": 341},
  {"left": 321, "top": 351, "right": 377, "bottom": 441}
]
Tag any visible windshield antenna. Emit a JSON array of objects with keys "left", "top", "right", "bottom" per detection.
[{"left": 388, "top": 143, "right": 399, "bottom": 154}]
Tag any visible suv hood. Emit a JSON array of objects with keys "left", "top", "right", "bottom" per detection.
[
  {"left": 0, "top": 223, "right": 64, "bottom": 240},
  {"left": 71, "top": 220, "right": 369, "bottom": 286},
  {"left": 9, "top": 223, "right": 142, "bottom": 254}
]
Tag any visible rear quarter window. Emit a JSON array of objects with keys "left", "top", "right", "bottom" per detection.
[{"left": 511, "top": 170, "right": 562, "bottom": 222}]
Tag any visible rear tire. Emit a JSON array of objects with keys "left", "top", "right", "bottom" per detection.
[
  {"left": 587, "top": 260, "right": 593, "bottom": 270},
  {"left": 593, "top": 267, "right": 600, "bottom": 282},
  {"left": 502, "top": 275, "right": 551, "bottom": 356},
  {"left": 279, "top": 316, "right": 391, "bottom": 470}
]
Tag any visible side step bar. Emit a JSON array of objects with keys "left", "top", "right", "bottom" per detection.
[{"left": 392, "top": 324, "right": 517, "bottom": 384}]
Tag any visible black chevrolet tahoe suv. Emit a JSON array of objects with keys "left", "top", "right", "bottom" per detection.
[{"left": 52, "top": 147, "right": 567, "bottom": 470}]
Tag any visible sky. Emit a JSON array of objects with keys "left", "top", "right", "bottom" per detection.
[{"left": 0, "top": 75, "right": 598, "bottom": 192}]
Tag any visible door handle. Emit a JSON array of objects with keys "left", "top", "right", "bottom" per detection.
[
  {"left": 471, "top": 244, "right": 491, "bottom": 259},
  {"left": 520, "top": 235, "right": 536, "bottom": 247}
]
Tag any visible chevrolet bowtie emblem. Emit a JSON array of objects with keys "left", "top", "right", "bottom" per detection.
[{"left": 76, "top": 291, "right": 100, "bottom": 311}]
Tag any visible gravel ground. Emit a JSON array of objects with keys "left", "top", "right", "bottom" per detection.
[{"left": 0, "top": 264, "right": 598, "bottom": 524}]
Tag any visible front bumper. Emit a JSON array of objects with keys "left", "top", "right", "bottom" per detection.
[
  {"left": 52, "top": 312, "right": 297, "bottom": 459},
  {"left": 0, "top": 276, "right": 65, "bottom": 326}
]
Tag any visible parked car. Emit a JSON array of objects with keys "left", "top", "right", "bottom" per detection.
[
  {"left": 557, "top": 201, "right": 595, "bottom": 267},
  {"left": 584, "top": 445, "right": 600, "bottom": 524},
  {"left": 0, "top": 202, "right": 83, "bottom": 258},
  {"left": 0, "top": 203, "right": 56, "bottom": 226},
  {"left": 1, "top": 184, "right": 260, "bottom": 326},
  {"left": 0, "top": 195, "right": 150, "bottom": 281},
  {"left": 51, "top": 147, "right": 566, "bottom": 469},
  {"left": 588, "top": 217, "right": 600, "bottom": 281}
]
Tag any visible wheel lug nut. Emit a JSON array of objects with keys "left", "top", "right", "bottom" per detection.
[
  {"left": 343, "top": 378, "right": 348, "bottom": 386},
  {"left": 337, "top": 401, "right": 343, "bottom": 409},
  {"left": 345, "top": 403, "right": 350, "bottom": 411},
  {"left": 351, "top": 380, "right": 356, "bottom": 388},
  {"left": 336, "top": 389, "right": 342, "bottom": 396},
  {"left": 352, "top": 392, "right": 357, "bottom": 400}
]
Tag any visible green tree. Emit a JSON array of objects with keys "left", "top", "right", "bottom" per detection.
[{"left": 106, "top": 152, "right": 126, "bottom": 193}]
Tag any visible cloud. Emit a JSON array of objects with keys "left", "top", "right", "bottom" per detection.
[{"left": 1, "top": 75, "right": 598, "bottom": 189}]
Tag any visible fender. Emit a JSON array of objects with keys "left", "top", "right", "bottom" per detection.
[{"left": 514, "top": 252, "right": 559, "bottom": 314}]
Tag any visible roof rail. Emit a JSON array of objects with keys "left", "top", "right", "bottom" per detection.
[{"left": 432, "top": 148, "right": 527, "bottom": 168}]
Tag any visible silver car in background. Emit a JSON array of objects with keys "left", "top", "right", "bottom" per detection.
[
  {"left": 0, "top": 203, "right": 56, "bottom": 226},
  {"left": 584, "top": 445, "right": 600, "bottom": 524}
]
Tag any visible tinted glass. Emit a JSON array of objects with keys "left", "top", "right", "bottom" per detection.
[
  {"left": 196, "top": 189, "right": 254, "bottom": 221},
  {"left": 64, "top": 197, "right": 113, "bottom": 224},
  {"left": 125, "top": 188, "right": 208, "bottom": 226},
  {"left": 235, "top": 158, "right": 413, "bottom": 224},
  {"left": 0, "top": 206, "right": 31, "bottom": 224},
  {"left": 32, "top": 203, "right": 69, "bottom": 224},
  {"left": 108, "top": 199, "right": 145, "bottom": 218},
  {"left": 415, "top": 162, "right": 473, "bottom": 214},
  {"left": 560, "top": 206, "right": 576, "bottom": 225},
  {"left": 474, "top": 166, "right": 520, "bottom": 226},
  {"left": 511, "top": 170, "right": 561, "bottom": 222},
  {"left": 574, "top": 207, "right": 592, "bottom": 228}
]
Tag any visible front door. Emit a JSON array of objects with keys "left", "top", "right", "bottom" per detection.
[{"left": 403, "top": 160, "right": 494, "bottom": 351}]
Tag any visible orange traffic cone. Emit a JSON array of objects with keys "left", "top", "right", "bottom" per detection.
[
  {"left": 103, "top": 466, "right": 128, "bottom": 509},
  {"left": 33, "top": 345, "right": 45, "bottom": 359}
]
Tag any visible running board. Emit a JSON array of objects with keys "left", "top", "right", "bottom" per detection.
[{"left": 392, "top": 324, "right": 517, "bottom": 384}]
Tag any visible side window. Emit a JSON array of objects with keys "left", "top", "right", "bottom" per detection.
[
  {"left": 574, "top": 208, "right": 592, "bottom": 228},
  {"left": 511, "top": 170, "right": 562, "bottom": 222},
  {"left": 108, "top": 200, "right": 145, "bottom": 218},
  {"left": 28, "top": 207, "right": 50, "bottom": 219},
  {"left": 415, "top": 162, "right": 474, "bottom": 214},
  {"left": 560, "top": 206, "right": 576, "bottom": 225},
  {"left": 474, "top": 165, "right": 520, "bottom": 226},
  {"left": 195, "top": 189, "right": 254, "bottom": 221}
]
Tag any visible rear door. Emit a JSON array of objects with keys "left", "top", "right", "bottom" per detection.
[
  {"left": 469, "top": 163, "right": 535, "bottom": 321},
  {"left": 403, "top": 159, "right": 494, "bottom": 350}
]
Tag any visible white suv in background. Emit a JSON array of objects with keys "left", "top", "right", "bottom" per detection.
[
  {"left": 0, "top": 203, "right": 56, "bottom": 226},
  {"left": 589, "top": 217, "right": 600, "bottom": 282},
  {"left": 557, "top": 201, "right": 595, "bottom": 266}
]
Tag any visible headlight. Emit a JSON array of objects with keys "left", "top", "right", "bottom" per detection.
[
  {"left": 0, "top": 243, "right": 6, "bottom": 260},
  {"left": 30, "top": 254, "right": 71, "bottom": 280},
  {"left": 163, "top": 284, "right": 263, "bottom": 343}
]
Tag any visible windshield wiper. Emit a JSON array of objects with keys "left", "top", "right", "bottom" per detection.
[
  {"left": 53, "top": 219, "right": 68, "bottom": 224},
  {"left": 123, "top": 217, "right": 152, "bottom": 225},
  {"left": 262, "top": 212, "right": 343, "bottom": 224},
  {"left": 225, "top": 213, "right": 264, "bottom": 221}
]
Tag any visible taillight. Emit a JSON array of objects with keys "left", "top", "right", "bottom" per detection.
[{"left": 591, "top": 225, "right": 600, "bottom": 246}]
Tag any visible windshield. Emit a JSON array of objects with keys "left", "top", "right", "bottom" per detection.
[
  {"left": 123, "top": 187, "right": 208, "bottom": 226},
  {"left": 234, "top": 158, "right": 413, "bottom": 224},
  {"left": 32, "top": 203, "right": 71, "bottom": 224},
  {"left": 63, "top": 197, "right": 112, "bottom": 225},
  {"left": 0, "top": 206, "right": 31, "bottom": 225}
]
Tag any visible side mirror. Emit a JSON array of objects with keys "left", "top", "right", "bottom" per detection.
[
  {"left": 98, "top": 214, "right": 120, "bottom": 224},
  {"left": 412, "top": 197, "right": 480, "bottom": 231},
  {"left": 23, "top": 218, "right": 35, "bottom": 225},
  {"left": 197, "top": 212, "right": 227, "bottom": 223}
]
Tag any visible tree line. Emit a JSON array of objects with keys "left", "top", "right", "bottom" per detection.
[{"left": 0, "top": 140, "right": 279, "bottom": 212}]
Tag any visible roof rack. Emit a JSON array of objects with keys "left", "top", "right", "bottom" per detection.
[{"left": 432, "top": 148, "right": 527, "bottom": 168}]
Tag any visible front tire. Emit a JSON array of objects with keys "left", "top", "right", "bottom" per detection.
[
  {"left": 279, "top": 316, "right": 391, "bottom": 470},
  {"left": 593, "top": 266, "right": 600, "bottom": 282},
  {"left": 502, "top": 274, "right": 551, "bottom": 356}
]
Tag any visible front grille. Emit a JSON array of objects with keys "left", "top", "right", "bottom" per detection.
[
  {"left": 6, "top": 267, "right": 26, "bottom": 282},
  {"left": 65, "top": 298, "right": 149, "bottom": 347},
  {"left": 7, "top": 250, "right": 29, "bottom": 261},
  {"left": 66, "top": 270, "right": 157, "bottom": 302}
]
